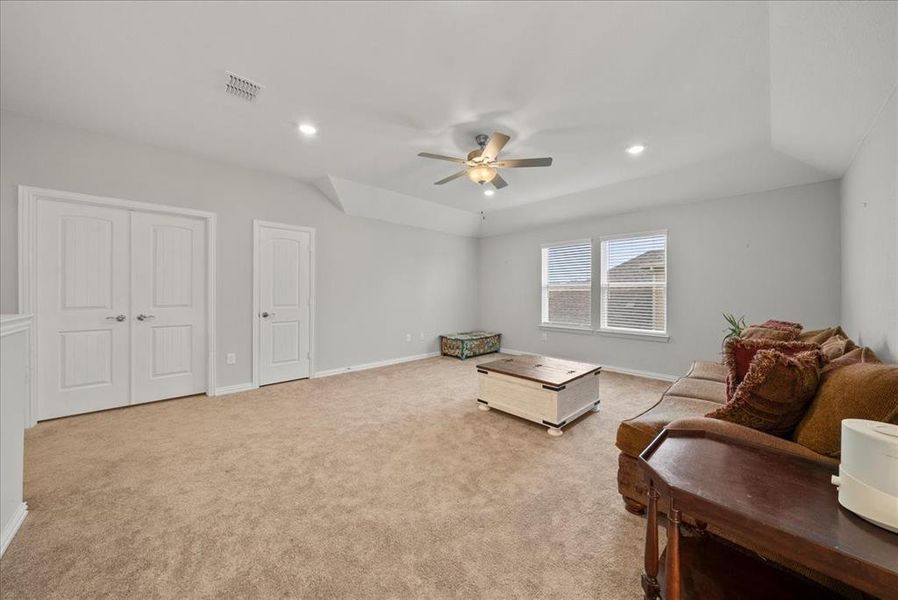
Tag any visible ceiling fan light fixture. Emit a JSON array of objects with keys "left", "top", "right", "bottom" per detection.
[{"left": 468, "top": 164, "right": 497, "bottom": 184}]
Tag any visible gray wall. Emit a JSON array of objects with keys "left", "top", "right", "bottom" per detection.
[
  {"left": 478, "top": 180, "right": 842, "bottom": 378},
  {"left": 841, "top": 94, "right": 898, "bottom": 362},
  {"left": 0, "top": 111, "right": 479, "bottom": 386}
]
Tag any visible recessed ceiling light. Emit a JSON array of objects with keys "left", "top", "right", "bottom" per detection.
[
  {"left": 484, "top": 189, "right": 495, "bottom": 197},
  {"left": 626, "top": 144, "right": 645, "bottom": 155},
  {"left": 298, "top": 123, "right": 318, "bottom": 136}
]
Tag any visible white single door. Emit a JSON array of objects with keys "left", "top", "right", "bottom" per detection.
[
  {"left": 130, "top": 212, "right": 207, "bottom": 404},
  {"left": 258, "top": 226, "right": 311, "bottom": 385},
  {"left": 36, "top": 200, "right": 131, "bottom": 419}
]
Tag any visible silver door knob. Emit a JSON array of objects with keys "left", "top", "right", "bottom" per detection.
[
  {"left": 136, "top": 314, "right": 156, "bottom": 321},
  {"left": 105, "top": 314, "right": 127, "bottom": 322},
  {"left": 261, "top": 311, "right": 275, "bottom": 318}
]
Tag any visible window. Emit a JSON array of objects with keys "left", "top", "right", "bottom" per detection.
[
  {"left": 600, "top": 232, "right": 667, "bottom": 334},
  {"left": 541, "top": 240, "right": 592, "bottom": 328}
]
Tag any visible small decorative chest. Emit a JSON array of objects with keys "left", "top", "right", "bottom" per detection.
[
  {"left": 440, "top": 331, "right": 501, "bottom": 360},
  {"left": 477, "top": 354, "right": 601, "bottom": 436}
]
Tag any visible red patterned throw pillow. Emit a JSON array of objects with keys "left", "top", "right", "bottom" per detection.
[
  {"left": 708, "top": 349, "right": 823, "bottom": 437},
  {"left": 724, "top": 337, "right": 819, "bottom": 399}
]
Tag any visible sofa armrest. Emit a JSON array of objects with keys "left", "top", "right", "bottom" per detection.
[{"left": 665, "top": 417, "right": 838, "bottom": 468}]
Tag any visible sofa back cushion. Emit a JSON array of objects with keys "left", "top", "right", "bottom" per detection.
[
  {"left": 724, "top": 338, "right": 819, "bottom": 399},
  {"left": 798, "top": 326, "right": 847, "bottom": 345},
  {"left": 820, "top": 346, "right": 880, "bottom": 374},
  {"left": 708, "top": 349, "right": 823, "bottom": 437},
  {"left": 819, "top": 335, "right": 855, "bottom": 361},
  {"left": 792, "top": 363, "right": 898, "bottom": 457}
]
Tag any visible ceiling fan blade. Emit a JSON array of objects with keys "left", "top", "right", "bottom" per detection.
[
  {"left": 418, "top": 152, "right": 466, "bottom": 164},
  {"left": 494, "top": 157, "right": 553, "bottom": 168},
  {"left": 434, "top": 170, "right": 467, "bottom": 185},
  {"left": 491, "top": 173, "right": 509, "bottom": 189},
  {"left": 480, "top": 132, "right": 511, "bottom": 162}
]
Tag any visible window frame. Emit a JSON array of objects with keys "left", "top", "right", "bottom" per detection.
[
  {"left": 539, "top": 238, "right": 593, "bottom": 331},
  {"left": 598, "top": 229, "right": 669, "bottom": 339}
]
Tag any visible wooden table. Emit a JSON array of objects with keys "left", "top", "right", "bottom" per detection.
[
  {"left": 477, "top": 355, "right": 600, "bottom": 436},
  {"left": 638, "top": 429, "right": 898, "bottom": 600}
]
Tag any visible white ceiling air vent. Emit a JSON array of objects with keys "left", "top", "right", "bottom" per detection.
[{"left": 225, "top": 71, "right": 263, "bottom": 102}]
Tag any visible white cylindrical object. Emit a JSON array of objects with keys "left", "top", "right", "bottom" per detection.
[{"left": 837, "top": 419, "right": 898, "bottom": 533}]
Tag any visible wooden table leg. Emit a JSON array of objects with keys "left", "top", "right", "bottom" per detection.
[
  {"left": 666, "top": 507, "right": 682, "bottom": 600},
  {"left": 641, "top": 484, "right": 660, "bottom": 600}
]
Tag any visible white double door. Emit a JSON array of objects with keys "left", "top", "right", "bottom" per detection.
[
  {"left": 257, "top": 224, "right": 311, "bottom": 385},
  {"left": 36, "top": 199, "right": 207, "bottom": 420}
]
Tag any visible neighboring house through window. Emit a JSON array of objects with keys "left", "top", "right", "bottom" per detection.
[
  {"left": 600, "top": 232, "right": 667, "bottom": 335},
  {"left": 541, "top": 240, "right": 592, "bottom": 329}
]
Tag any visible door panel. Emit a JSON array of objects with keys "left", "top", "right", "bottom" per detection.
[
  {"left": 259, "top": 226, "right": 310, "bottom": 385},
  {"left": 60, "top": 329, "right": 113, "bottom": 388},
  {"left": 131, "top": 212, "right": 207, "bottom": 404},
  {"left": 36, "top": 200, "right": 131, "bottom": 419}
]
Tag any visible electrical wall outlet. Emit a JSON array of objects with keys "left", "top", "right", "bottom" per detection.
[
  {"left": 541, "top": 332, "right": 548, "bottom": 342},
  {"left": 405, "top": 333, "right": 412, "bottom": 342},
  {"left": 226, "top": 353, "right": 236, "bottom": 365},
  {"left": 419, "top": 332, "right": 425, "bottom": 341}
]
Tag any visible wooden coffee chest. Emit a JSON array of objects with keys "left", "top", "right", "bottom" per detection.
[{"left": 476, "top": 355, "right": 601, "bottom": 436}]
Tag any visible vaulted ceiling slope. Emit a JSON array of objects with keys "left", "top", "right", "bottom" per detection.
[{"left": 1, "top": 1, "right": 895, "bottom": 237}]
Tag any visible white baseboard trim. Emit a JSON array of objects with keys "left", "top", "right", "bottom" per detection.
[
  {"left": 314, "top": 351, "right": 441, "bottom": 378},
  {"left": 1, "top": 502, "right": 28, "bottom": 557},
  {"left": 213, "top": 383, "right": 258, "bottom": 396},
  {"left": 499, "top": 347, "right": 677, "bottom": 382},
  {"left": 601, "top": 365, "right": 678, "bottom": 382},
  {"left": 499, "top": 347, "right": 530, "bottom": 356}
]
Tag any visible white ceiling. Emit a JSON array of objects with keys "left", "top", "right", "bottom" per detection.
[
  {"left": 769, "top": 1, "right": 897, "bottom": 175},
  {"left": 1, "top": 1, "right": 893, "bottom": 232}
]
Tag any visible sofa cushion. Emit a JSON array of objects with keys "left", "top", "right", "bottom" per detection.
[
  {"left": 708, "top": 350, "right": 823, "bottom": 437},
  {"left": 798, "top": 326, "right": 847, "bottom": 345},
  {"left": 793, "top": 363, "right": 898, "bottom": 457},
  {"left": 820, "top": 334, "right": 855, "bottom": 361},
  {"left": 820, "top": 345, "right": 880, "bottom": 374},
  {"left": 685, "top": 360, "right": 727, "bottom": 383},
  {"left": 666, "top": 377, "right": 727, "bottom": 404},
  {"left": 724, "top": 337, "right": 819, "bottom": 399},
  {"left": 616, "top": 394, "right": 721, "bottom": 456}
]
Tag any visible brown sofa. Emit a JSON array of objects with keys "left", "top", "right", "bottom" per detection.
[{"left": 615, "top": 360, "right": 838, "bottom": 515}]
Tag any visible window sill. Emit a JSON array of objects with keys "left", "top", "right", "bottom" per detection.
[
  {"left": 539, "top": 323, "right": 594, "bottom": 335},
  {"left": 595, "top": 328, "right": 670, "bottom": 343}
]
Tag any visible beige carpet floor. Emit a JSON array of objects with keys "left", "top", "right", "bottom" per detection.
[{"left": 0, "top": 354, "right": 669, "bottom": 599}]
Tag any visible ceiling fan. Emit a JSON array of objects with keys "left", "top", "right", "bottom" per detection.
[{"left": 417, "top": 132, "right": 553, "bottom": 190}]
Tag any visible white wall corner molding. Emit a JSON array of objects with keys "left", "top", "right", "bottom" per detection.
[
  {"left": 1, "top": 314, "right": 32, "bottom": 556},
  {"left": 213, "top": 383, "right": 258, "bottom": 397},
  {"left": 315, "top": 176, "right": 481, "bottom": 237},
  {"left": 0, "top": 501, "right": 27, "bottom": 557},
  {"left": 314, "top": 351, "right": 441, "bottom": 378},
  {"left": 0, "top": 502, "right": 28, "bottom": 557}
]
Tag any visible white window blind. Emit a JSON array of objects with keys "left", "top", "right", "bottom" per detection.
[
  {"left": 600, "top": 232, "right": 667, "bottom": 334},
  {"left": 541, "top": 240, "right": 592, "bottom": 328}
]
